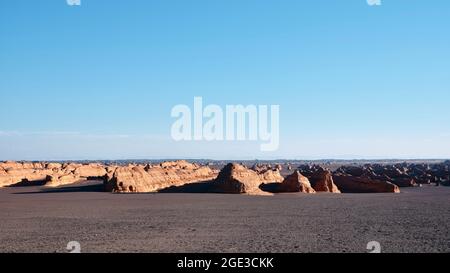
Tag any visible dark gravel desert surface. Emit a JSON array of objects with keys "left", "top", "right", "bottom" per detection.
[{"left": 0, "top": 181, "right": 449, "bottom": 253}]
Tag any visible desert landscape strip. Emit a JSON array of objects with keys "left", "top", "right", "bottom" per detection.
[{"left": 1, "top": 160, "right": 449, "bottom": 195}]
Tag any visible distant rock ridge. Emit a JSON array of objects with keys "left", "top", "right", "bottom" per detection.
[
  {"left": 299, "top": 164, "right": 398, "bottom": 193},
  {"left": 1, "top": 160, "right": 449, "bottom": 193},
  {"left": 332, "top": 175, "right": 400, "bottom": 193}
]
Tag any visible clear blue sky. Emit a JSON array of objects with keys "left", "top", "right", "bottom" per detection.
[{"left": 1, "top": 0, "right": 449, "bottom": 160}]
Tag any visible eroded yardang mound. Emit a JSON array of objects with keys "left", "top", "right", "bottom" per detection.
[
  {"left": 298, "top": 166, "right": 341, "bottom": 193},
  {"left": 213, "top": 163, "right": 284, "bottom": 195},
  {"left": 0, "top": 162, "right": 50, "bottom": 187},
  {"left": 104, "top": 160, "right": 218, "bottom": 193},
  {"left": 332, "top": 174, "right": 400, "bottom": 193},
  {"left": 336, "top": 165, "right": 417, "bottom": 187},
  {"left": 0, "top": 161, "right": 108, "bottom": 187},
  {"left": 279, "top": 171, "right": 316, "bottom": 193}
]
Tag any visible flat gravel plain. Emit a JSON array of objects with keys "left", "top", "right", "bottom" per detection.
[{"left": 0, "top": 181, "right": 449, "bottom": 253}]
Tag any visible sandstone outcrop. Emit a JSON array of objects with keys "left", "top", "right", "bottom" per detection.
[
  {"left": 46, "top": 163, "right": 63, "bottom": 170},
  {"left": 309, "top": 169, "right": 341, "bottom": 193},
  {"left": 46, "top": 163, "right": 110, "bottom": 187},
  {"left": 298, "top": 165, "right": 341, "bottom": 193},
  {"left": 332, "top": 175, "right": 400, "bottom": 193},
  {"left": 46, "top": 174, "right": 84, "bottom": 187},
  {"left": 104, "top": 160, "right": 218, "bottom": 193},
  {"left": 1, "top": 160, "right": 448, "bottom": 194},
  {"left": 258, "top": 168, "right": 285, "bottom": 184},
  {"left": 389, "top": 177, "right": 416, "bottom": 187},
  {"left": 336, "top": 164, "right": 417, "bottom": 187},
  {"left": 73, "top": 164, "right": 107, "bottom": 178},
  {"left": 0, "top": 161, "right": 108, "bottom": 187},
  {"left": 0, "top": 162, "right": 53, "bottom": 187},
  {"left": 213, "top": 163, "right": 283, "bottom": 195},
  {"left": 279, "top": 171, "right": 315, "bottom": 193}
]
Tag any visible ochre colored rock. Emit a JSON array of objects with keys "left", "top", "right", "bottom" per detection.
[
  {"left": 46, "top": 163, "right": 63, "bottom": 170},
  {"left": 160, "top": 160, "right": 198, "bottom": 169},
  {"left": 73, "top": 164, "right": 107, "bottom": 178},
  {"left": 105, "top": 161, "right": 218, "bottom": 193},
  {"left": 0, "top": 165, "right": 53, "bottom": 187},
  {"left": 213, "top": 163, "right": 282, "bottom": 195},
  {"left": 258, "top": 169, "right": 285, "bottom": 184},
  {"left": 46, "top": 174, "right": 86, "bottom": 187},
  {"left": 0, "top": 161, "right": 24, "bottom": 170},
  {"left": 279, "top": 171, "right": 315, "bottom": 193},
  {"left": 61, "top": 163, "right": 83, "bottom": 174},
  {"left": 306, "top": 168, "right": 341, "bottom": 193},
  {"left": 0, "top": 161, "right": 108, "bottom": 187}
]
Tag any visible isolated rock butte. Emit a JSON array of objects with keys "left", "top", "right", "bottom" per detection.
[
  {"left": 332, "top": 175, "right": 400, "bottom": 193},
  {"left": 104, "top": 160, "right": 218, "bottom": 193},
  {"left": 213, "top": 163, "right": 284, "bottom": 195},
  {"left": 279, "top": 171, "right": 315, "bottom": 193},
  {"left": 305, "top": 168, "right": 341, "bottom": 193}
]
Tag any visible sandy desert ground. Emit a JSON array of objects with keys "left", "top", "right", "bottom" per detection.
[{"left": 0, "top": 180, "right": 449, "bottom": 253}]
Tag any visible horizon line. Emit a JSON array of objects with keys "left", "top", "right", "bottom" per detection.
[{"left": 1, "top": 158, "right": 449, "bottom": 163}]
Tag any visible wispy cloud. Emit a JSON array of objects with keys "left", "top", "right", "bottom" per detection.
[
  {"left": 0, "top": 131, "right": 81, "bottom": 137},
  {"left": 0, "top": 131, "right": 22, "bottom": 136},
  {"left": 0, "top": 131, "right": 167, "bottom": 140}
]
